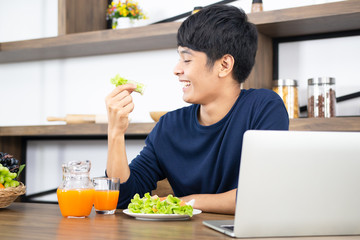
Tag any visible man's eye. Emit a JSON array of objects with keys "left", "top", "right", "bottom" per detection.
[{"left": 184, "top": 60, "right": 191, "bottom": 63}]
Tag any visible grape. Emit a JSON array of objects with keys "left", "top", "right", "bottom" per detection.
[
  {"left": 0, "top": 152, "right": 20, "bottom": 173},
  {"left": 11, "top": 172, "right": 17, "bottom": 179},
  {"left": 5, "top": 176, "right": 12, "bottom": 183},
  {"left": 10, "top": 180, "right": 19, "bottom": 188},
  {"left": 0, "top": 152, "right": 23, "bottom": 188},
  {"left": 8, "top": 165, "right": 19, "bottom": 173},
  {"left": 2, "top": 167, "right": 9, "bottom": 175}
]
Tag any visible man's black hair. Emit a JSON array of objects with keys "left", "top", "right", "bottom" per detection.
[{"left": 177, "top": 4, "right": 258, "bottom": 84}]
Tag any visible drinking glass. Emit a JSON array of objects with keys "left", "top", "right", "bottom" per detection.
[{"left": 92, "top": 177, "right": 120, "bottom": 214}]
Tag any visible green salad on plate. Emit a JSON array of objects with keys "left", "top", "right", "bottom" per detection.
[{"left": 128, "top": 193, "right": 194, "bottom": 217}]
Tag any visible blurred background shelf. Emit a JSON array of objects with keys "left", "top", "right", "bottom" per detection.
[
  {"left": 1, "top": 0, "right": 359, "bottom": 63},
  {"left": 1, "top": 117, "right": 359, "bottom": 161},
  {"left": 0, "top": 123, "right": 155, "bottom": 137},
  {"left": 0, "top": 22, "right": 180, "bottom": 63},
  {"left": 0, "top": 122, "right": 156, "bottom": 165},
  {"left": 249, "top": 0, "right": 360, "bottom": 38},
  {"left": 1, "top": 117, "right": 359, "bottom": 138},
  {"left": 289, "top": 117, "right": 360, "bottom": 132}
]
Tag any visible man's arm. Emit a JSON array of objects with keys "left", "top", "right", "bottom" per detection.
[
  {"left": 105, "top": 84, "right": 136, "bottom": 183},
  {"left": 181, "top": 189, "right": 237, "bottom": 215}
]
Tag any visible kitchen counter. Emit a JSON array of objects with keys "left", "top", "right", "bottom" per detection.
[{"left": 1, "top": 202, "right": 360, "bottom": 240}]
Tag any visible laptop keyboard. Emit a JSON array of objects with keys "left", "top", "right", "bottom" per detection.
[{"left": 221, "top": 225, "right": 234, "bottom": 231}]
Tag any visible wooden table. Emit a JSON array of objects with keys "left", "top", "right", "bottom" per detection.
[{"left": 1, "top": 203, "right": 359, "bottom": 240}]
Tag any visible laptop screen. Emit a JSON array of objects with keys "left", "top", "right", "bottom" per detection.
[{"left": 233, "top": 130, "right": 360, "bottom": 238}]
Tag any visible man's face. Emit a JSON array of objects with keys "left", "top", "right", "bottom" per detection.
[{"left": 174, "top": 46, "right": 220, "bottom": 105}]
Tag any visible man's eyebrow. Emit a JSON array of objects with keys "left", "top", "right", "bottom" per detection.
[{"left": 178, "top": 49, "right": 193, "bottom": 55}]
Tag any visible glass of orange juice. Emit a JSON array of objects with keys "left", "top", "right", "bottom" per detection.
[{"left": 92, "top": 177, "right": 120, "bottom": 214}]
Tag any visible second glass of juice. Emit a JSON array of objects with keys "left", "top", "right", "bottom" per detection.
[
  {"left": 57, "top": 160, "right": 95, "bottom": 218},
  {"left": 92, "top": 177, "right": 120, "bottom": 214}
]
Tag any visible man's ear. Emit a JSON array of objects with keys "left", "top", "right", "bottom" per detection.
[{"left": 218, "top": 54, "right": 234, "bottom": 78}]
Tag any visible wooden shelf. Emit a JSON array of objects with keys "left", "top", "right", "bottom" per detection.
[
  {"left": 0, "top": 22, "right": 180, "bottom": 63},
  {"left": 1, "top": 1, "right": 359, "bottom": 63},
  {"left": 1, "top": 118, "right": 358, "bottom": 161},
  {"left": 0, "top": 123, "right": 155, "bottom": 160},
  {"left": 249, "top": 0, "right": 360, "bottom": 38},
  {"left": 290, "top": 117, "right": 360, "bottom": 132},
  {"left": 0, "top": 117, "right": 359, "bottom": 138},
  {"left": 0, "top": 123, "right": 156, "bottom": 137}
]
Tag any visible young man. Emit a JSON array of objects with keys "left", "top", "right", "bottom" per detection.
[{"left": 105, "top": 5, "right": 289, "bottom": 214}]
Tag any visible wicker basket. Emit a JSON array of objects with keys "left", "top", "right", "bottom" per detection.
[{"left": 0, "top": 183, "right": 26, "bottom": 208}]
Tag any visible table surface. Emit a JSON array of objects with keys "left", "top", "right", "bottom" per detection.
[{"left": 1, "top": 202, "right": 360, "bottom": 240}]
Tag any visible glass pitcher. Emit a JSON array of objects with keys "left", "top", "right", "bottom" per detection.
[{"left": 57, "top": 160, "right": 95, "bottom": 218}]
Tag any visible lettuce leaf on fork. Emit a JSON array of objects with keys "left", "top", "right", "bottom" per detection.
[
  {"left": 110, "top": 74, "right": 145, "bottom": 95},
  {"left": 128, "top": 193, "right": 193, "bottom": 216}
]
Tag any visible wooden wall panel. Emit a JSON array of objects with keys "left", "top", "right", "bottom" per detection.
[
  {"left": 58, "top": 0, "right": 108, "bottom": 35},
  {"left": 0, "top": 136, "right": 23, "bottom": 163},
  {"left": 243, "top": 32, "right": 273, "bottom": 90}
]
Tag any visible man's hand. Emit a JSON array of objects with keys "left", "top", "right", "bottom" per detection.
[
  {"left": 105, "top": 83, "right": 136, "bottom": 135},
  {"left": 181, "top": 188, "right": 237, "bottom": 215}
]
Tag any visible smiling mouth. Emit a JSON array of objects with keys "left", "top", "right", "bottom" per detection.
[{"left": 180, "top": 81, "right": 191, "bottom": 88}]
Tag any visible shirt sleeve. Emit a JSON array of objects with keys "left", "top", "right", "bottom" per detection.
[
  {"left": 116, "top": 122, "right": 166, "bottom": 208},
  {"left": 252, "top": 94, "right": 290, "bottom": 130}
]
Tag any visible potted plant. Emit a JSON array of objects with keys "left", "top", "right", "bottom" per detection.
[{"left": 107, "top": 0, "right": 147, "bottom": 29}]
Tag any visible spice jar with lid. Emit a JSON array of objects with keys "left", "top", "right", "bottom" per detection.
[
  {"left": 273, "top": 79, "right": 299, "bottom": 119},
  {"left": 251, "top": 0, "right": 263, "bottom": 13},
  {"left": 307, "top": 77, "right": 336, "bottom": 118}
]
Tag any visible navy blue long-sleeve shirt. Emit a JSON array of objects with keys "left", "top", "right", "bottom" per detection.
[{"left": 117, "top": 89, "right": 289, "bottom": 208}]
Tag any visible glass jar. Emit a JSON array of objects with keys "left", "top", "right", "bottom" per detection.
[
  {"left": 307, "top": 77, "right": 336, "bottom": 118},
  {"left": 273, "top": 79, "right": 299, "bottom": 118},
  {"left": 251, "top": 0, "right": 263, "bottom": 13},
  {"left": 57, "top": 160, "right": 95, "bottom": 218}
]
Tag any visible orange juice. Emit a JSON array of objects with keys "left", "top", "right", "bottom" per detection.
[
  {"left": 94, "top": 190, "right": 119, "bottom": 211},
  {"left": 57, "top": 188, "right": 95, "bottom": 217}
]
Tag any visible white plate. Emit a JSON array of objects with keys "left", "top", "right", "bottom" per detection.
[{"left": 123, "top": 209, "right": 202, "bottom": 221}]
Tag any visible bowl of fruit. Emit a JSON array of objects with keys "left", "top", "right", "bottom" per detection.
[{"left": 0, "top": 152, "right": 26, "bottom": 208}]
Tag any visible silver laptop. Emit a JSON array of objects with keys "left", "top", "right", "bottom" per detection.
[{"left": 203, "top": 130, "right": 360, "bottom": 238}]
